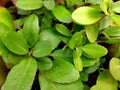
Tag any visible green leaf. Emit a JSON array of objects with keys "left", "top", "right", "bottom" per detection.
[
  {"left": 16, "top": 0, "right": 43, "bottom": 10},
  {"left": 110, "top": 57, "right": 120, "bottom": 81},
  {"left": 85, "top": 25, "right": 98, "bottom": 42},
  {"left": 1, "top": 58, "right": 37, "bottom": 90},
  {"left": 51, "top": 48, "right": 73, "bottom": 62},
  {"left": 43, "top": 0, "right": 55, "bottom": 10},
  {"left": 23, "top": 14, "right": 39, "bottom": 47},
  {"left": 72, "top": 6, "right": 103, "bottom": 25},
  {"left": 0, "top": 7, "right": 15, "bottom": 31},
  {"left": 73, "top": 50, "right": 83, "bottom": 71},
  {"left": 52, "top": 5, "right": 72, "bottom": 23},
  {"left": 39, "top": 74, "right": 83, "bottom": 90},
  {"left": 112, "top": 1, "right": 120, "bottom": 13},
  {"left": 39, "top": 29, "right": 61, "bottom": 50},
  {"left": 37, "top": 57, "right": 53, "bottom": 70},
  {"left": 91, "top": 70, "right": 118, "bottom": 90},
  {"left": 84, "top": 62, "right": 100, "bottom": 74},
  {"left": 85, "top": 0, "right": 102, "bottom": 4},
  {"left": 2, "top": 32, "right": 29, "bottom": 55},
  {"left": 102, "top": 26, "right": 120, "bottom": 37},
  {"left": 55, "top": 24, "right": 72, "bottom": 37},
  {"left": 80, "top": 71, "right": 88, "bottom": 81},
  {"left": 100, "top": 0, "right": 110, "bottom": 15},
  {"left": 81, "top": 44, "right": 108, "bottom": 58},
  {"left": 110, "top": 14, "right": 120, "bottom": 26},
  {"left": 81, "top": 56, "right": 99, "bottom": 67},
  {"left": 69, "top": 31, "right": 84, "bottom": 49},
  {"left": 33, "top": 40, "right": 52, "bottom": 57},
  {"left": 45, "top": 59, "right": 80, "bottom": 83}
]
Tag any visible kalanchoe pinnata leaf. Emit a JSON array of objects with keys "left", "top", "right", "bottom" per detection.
[
  {"left": 33, "top": 40, "right": 52, "bottom": 58},
  {"left": 81, "top": 44, "right": 108, "bottom": 58},
  {"left": 52, "top": 5, "right": 72, "bottom": 23},
  {"left": 23, "top": 14, "right": 39, "bottom": 47},
  {"left": 45, "top": 59, "right": 80, "bottom": 83},
  {"left": 16, "top": 0, "right": 43, "bottom": 10},
  {"left": 2, "top": 32, "right": 29, "bottom": 55},
  {"left": 110, "top": 57, "right": 120, "bottom": 81},
  {"left": 72, "top": 6, "right": 103, "bottom": 25},
  {"left": 1, "top": 58, "right": 37, "bottom": 90},
  {"left": 0, "top": 7, "right": 15, "bottom": 31}
]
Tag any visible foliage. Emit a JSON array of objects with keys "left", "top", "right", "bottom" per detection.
[{"left": 0, "top": 0, "right": 120, "bottom": 90}]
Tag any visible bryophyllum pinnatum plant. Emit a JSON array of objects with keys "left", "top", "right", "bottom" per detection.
[{"left": 0, "top": 0, "right": 120, "bottom": 90}]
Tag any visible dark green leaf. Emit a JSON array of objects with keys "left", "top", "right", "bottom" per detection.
[
  {"left": 110, "top": 57, "right": 120, "bottom": 81},
  {"left": 33, "top": 40, "right": 52, "bottom": 57},
  {"left": 85, "top": 25, "right": 98, "bottom": 42},
  {"left": 55, "top": 24, "right": 72, "bottom": 37},
  {"left": 16, "top": 0, "right": 43, "bottom": 10},
  {"left": 39, "top": 29, "right": 61, "bottom": 50},
  {"left": 39, "top": 74, "right": 83, "bottom": 90},
  {"left": 80, "top": 71, "right": 88, "bottom": 81},
  {"left": 37, "top": 57, "right": 53, "bottom": 70},
  {"left": 52, "top": 5, "right": 72, "bottom": 23},
  {"left": 2, "top": 32, "right": 29, "bottom": 55},
  {"left": 1, "top": 58, "right": 37, "bottom": 90},
  {"left": 72, "top": 6, "right": 103, "bottom": 25},
  {"left": 81, "top": 44, "right": 108, "bottom": 58},
  {"left": 45, "top": 59, "right": 80, "bottom": 83},
  {"left": 43, "top": 0, "right": 55, "bottom": 10},
  {"left": 23, "top": 14, "right": 39, "bottom": 47}
]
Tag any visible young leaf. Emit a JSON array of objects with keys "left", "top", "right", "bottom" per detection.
[
  {"left": 72, "top": 6, "right": 103, "bottom": 25},
  {"left": 39, "top": 29, "right": 61, "bottom": 50},
  {"left": 73, "top": 50, "right": 83, "bottom": 71},
  {"left": 52, "top": 5, "right": 72, "bottom": 23},
  {"left": 110, "top": 57, "right": 120, "bottom": 81},
  {"left": 45, "top": 59, "right": 80, "bottom": 83},
  {"left": 0, "top": 7, "right": 15, "bottom": 31},
  {"left": 37, "top": 57, "right": 53, "bottom": 70},
  {"left": 23, "top": 14, "right": 39, "bottom": 47},
  {"left": 91, "top": 70, "right": 118, "bottom": 90},
  {"left": 69, "top": 31, "right": 84, "bottom": 49},
  {"left": 81, "top": 44, "right": 108, "bottom": 58},
  {"left": 1, "top": 58, "right": 37, "bottom": 90},
  {"left": 33, "top": 40, "right": 52, "bottom": 58},
  {"left": 43, "top": 0, "right": 55, "bottom": 10},
  {"left": 85, "top": 25, "right": 98, "bottom": 43},
  {"left": 2, "top": 32, "right": 29, "bottom": 55},
  {"left": 55, "top": 24, "right": 72, "bottom": 37},
  {"left": 39, "top": 74, "right": 83, "bottom": 90},
  {"left": 16, "top": 0, "right": 43, "bottom": 10},
  {"left": 110, "top": 14, "right": 120, "bottom": 26},
  {"left": 112, "top": 1, "right": 120, "bottom": 13}
]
